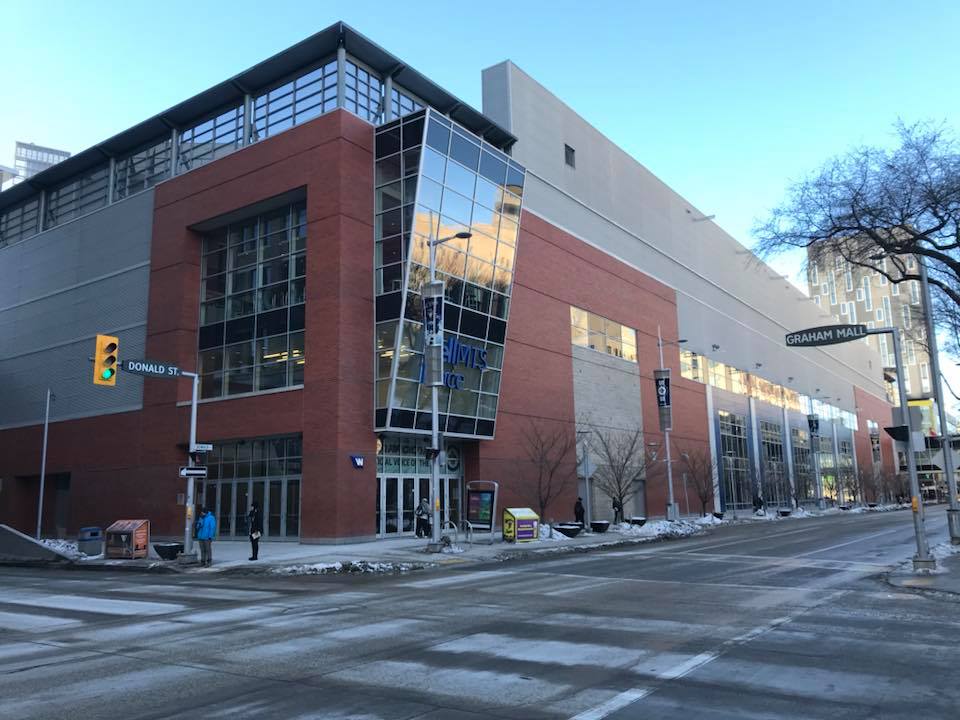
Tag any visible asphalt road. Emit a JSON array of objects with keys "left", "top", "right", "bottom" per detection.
[{"left": 0, "top": 509, "right": 956, "bottom": 720}]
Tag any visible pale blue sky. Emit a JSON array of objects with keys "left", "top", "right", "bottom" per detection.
[{"left": 2, "top": 0, "right": 957, "bottom": 279}]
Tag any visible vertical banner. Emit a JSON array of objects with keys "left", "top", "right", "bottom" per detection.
[
  {"left": 422, "top": 281, "right": 445, "bottom": 387},
  {"left": 807, "top": 414, "right": 820, "bottom": 436},
  {"left": 654, "top": 368, "right": 672, "bottom": 432}
]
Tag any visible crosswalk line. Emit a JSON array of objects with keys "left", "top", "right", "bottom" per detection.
[
  {"left": 0, "top": 609, "right": 83, "bottom": 632},
  {"left": 432, "top": 632, "right": 645, "bottom": 669},
  {"left": 1, "top": 593, "right": 185, "bottom": 616},
  {"left": 108, "top": 584, "right": 279, "bottom": 602},
  {"left": 398, "top": 568, "right": 517, "bottom": 588}
]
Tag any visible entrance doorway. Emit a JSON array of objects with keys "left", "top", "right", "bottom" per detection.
[
  {"left": 198, "top": 477, "right": 300, "bottom": 540},
  {"left": 375, "top": 435, "right": 463, "bottom": 537}
]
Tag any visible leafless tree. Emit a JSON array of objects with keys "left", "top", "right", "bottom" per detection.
[
  {"left": 520, "top": 420, "right": 577, "bottom": 522},
  {"left": 677, "top": 445, "right": 717, "bottom": 516},
  {"left": 588, "top": 426, "right": 650, "bottom": 520},
  {"left": 753, "top": 121, "right": 960, "bottom": 344}
]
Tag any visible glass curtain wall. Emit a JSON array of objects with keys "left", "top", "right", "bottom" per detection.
[
  {"left": 819, "top": 435, "right": 838, "bottom": 502},
  {"left": 373, "top": 109, "right": 525, "bottom": 439}
]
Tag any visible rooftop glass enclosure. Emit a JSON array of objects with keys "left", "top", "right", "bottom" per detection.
[
  {"left": 374, "top": 109, "right": 526, "bottom": 439},
  {"left": 1, "top": 21, "right": 516, "bottom": 249}
]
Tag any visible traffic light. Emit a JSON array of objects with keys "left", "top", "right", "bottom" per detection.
[{"left": 93, "top": 334, "right": 119, "bottom": 386}]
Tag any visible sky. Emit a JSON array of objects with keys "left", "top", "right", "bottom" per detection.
[
  {"left": 3, "top": 0, "right": 957, "bottom": 267},
  {"left": 3, "top": 0, "right": 959, "bottom": 401}
]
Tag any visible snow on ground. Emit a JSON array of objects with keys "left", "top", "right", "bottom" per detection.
[
  {"left": 270, "top": 560, "right": 420, "bottom": 575},
  {"left": 614, "top": 520, "right": 703, "bottom": 539},
  {"left": 441, "top": 544, "right": 465, "bottom": 554},
  {"left": 40, "top": 539, "right": 84, "bottom": 560}
]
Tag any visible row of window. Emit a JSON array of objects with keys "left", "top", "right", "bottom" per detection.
[
  {"left": 680, "top": 350, "right": 859, "bottom": 429},
  {"left": 0, "top": 54, "right": 426, "bottom": 248}
]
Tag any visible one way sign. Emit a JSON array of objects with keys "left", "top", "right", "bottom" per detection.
[{"left": 179, "top": 466, "right": 208, "bottom": 478}]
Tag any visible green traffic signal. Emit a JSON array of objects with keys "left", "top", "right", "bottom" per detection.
[{"left": 101, "top": 368, "right": 115, "bottom": 380}]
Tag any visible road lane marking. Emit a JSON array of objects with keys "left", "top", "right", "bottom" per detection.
[
  {"left": 0, "top": 609, "right": 83, "bottom": 632},
  {"left": 569, "top": 688, "right": 652, "bottom": 720},
  {"left": 796, "top": 526, "right": 907, "bottom": 556},
  {"left": 399, "top": 569, "right": 517, "bottom": 588}
]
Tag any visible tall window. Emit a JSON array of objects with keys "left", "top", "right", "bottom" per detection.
[
  {"left": 719, "top": 411, "right": 751, "bottom": 510},
  {"left": 344, "top": 60, "right": 384, "bottom": 123},
  {"left": 791, "top": 428, "right": 814, "bottom": 502},
  {"left": 570, "top": 307, "right": 637, "bottom": 361},
  {"left": 198, "top": 202, "right": 307, "bottom": 399}
]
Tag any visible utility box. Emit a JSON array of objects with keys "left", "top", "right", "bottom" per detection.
[
  {"left": 105, "top": 520, "right": 150, "bottom": 559},
  {"left": 77, "top": 527, "right": 103, "bottom": 556},
  {"left": 502, "top": 508, "right": 539, "bottom": 543}
]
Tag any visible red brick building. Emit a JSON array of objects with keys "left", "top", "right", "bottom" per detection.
[{"left": 0, "top": 23, "right": 894, "bottom": 542}]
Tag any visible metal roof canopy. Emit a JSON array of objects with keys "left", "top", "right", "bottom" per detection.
[{"left": 0, "top": 21, "right": 516, "bottom": 212}]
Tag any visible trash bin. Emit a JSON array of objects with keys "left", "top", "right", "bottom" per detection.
[
  {"left": 502, "top": 508, "right": 539, "bottom": 543},
  {"left": 77, "top": 527, "right": 103, "bottom": 556},
  {"left": 105, "top": 519, "right": 150, "bottom": 559}
]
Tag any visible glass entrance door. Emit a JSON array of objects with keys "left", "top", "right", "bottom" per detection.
[{"left": 375, "top": 475, "right": 461, "bottom": 537}]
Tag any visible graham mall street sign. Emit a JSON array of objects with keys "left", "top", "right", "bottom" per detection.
[{"left": 785, "top": 324, "right": 867, "bottom": 347}]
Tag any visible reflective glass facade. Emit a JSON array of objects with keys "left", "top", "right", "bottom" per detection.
[{"left": 373, "top": 109, "right": 525, "bottom": 439}]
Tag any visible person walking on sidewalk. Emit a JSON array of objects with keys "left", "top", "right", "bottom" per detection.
[
  {"left": 248, "top": 500, "right": 263, "bottom": 561},
  {"left": 415, "top": 498, "right": 431, "bottom": 538},
  {"left": 574, "top": 497, "right": 586, "bottom": 527},
  {"left": 196, "top": 507, "right": 216, "bottom": 567}
]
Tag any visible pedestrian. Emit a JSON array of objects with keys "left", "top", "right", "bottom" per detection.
[
  {"left": 612, "top": 498, "right": 623, "bottom": 524},
  {"left": 415, "top": 497, "right": 431, "bottom": 538},
  {"left": 574, "top": 497, "right": 585, "bottom": 527},
  {"left": 196, "top": 507, "right": 216, "bottom": 567},
  {"left": 248, "top": 500, "right": 263, "bottom": 561}
]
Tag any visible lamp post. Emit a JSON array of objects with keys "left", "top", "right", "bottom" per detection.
[
  {"left": 576, "top": 430, "right": 593, "bottom": 524},
  {"left": 917, "top": 258, "right": 960, "bottom": 544},
  {"left": 36, "top": 388, "right": 54, "bottom": 540},
  {"left": 724, "top": 450, "right": 738, "bottom": 520},
  {"left": 424, "top": 226, "right": 471, "bottom": 550},
  {"left": 656, "top": 326, "right": 686, "bottom": 520}
]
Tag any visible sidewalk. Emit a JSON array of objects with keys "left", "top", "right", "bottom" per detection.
[
  {"left": 70, "top": 518, "right": 716, "bottom": 575},
  {"left": 886, "top": 543, "right": 960, "bottom": 596}
]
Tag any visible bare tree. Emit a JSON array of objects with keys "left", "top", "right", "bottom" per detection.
[
  {"left": 753, "top": 121, "right": 960, "bottom": 340},
  {"left": 520, "top": 420, "right": 577, "bottom": 522},
  {"left": 677, "top": 445, "right": 717, "bottom": 516},
  {"left": 588, "top": 426, "right": 650, "bottom": 520}
]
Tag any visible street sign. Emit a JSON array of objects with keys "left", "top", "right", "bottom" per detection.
[
  {"left": 123, "top": 359, "right": 181, "bottom": 378},
  {"left": 179, "top": 466, "right": 208, "bottom": 478},
  {"left": 654, "top": 368, "right": 672, "bottom": 431},
  {"left": 191, "top": 443, "right": 213, "bottom": 453},
  {"left": 785, "top": 324, "right": 867, "bottom": 347}
]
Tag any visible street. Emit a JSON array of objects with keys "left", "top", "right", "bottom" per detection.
[{"left": 1, "top": 510, "right": 956, "bottom": 720}]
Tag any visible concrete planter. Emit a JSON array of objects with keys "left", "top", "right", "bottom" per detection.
[
  {"left": 629, "top": 516, "right": 647, "bottom": 527},
  {"left": 153, "top": 542, "right": 183, "bottom": 561},
  {"left": 554, "top": 524, "right": 582, "bottom": 538},
  {"left": 590, "top": 520, "right": 610, "bottom": 533}
]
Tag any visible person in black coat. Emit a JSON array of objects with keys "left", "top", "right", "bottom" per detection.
[
  {"left": 248, "top": 500, "right": 263, "bottom": 561},
  {"left": 574, "top": 497, "right": 586, "bottom": 527}
]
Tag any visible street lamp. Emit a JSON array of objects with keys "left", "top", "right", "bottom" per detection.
[
  {"left": 424, "top": 226, "right": 471, "bottom": 550},
  {"left": 576, "top": 430, "right": 593, "bottom": 524},
  {"left": 656, "top": 326, "right": 686, "bottom": 521},
  {"left": 724, "top": 450, "right": 738, "bottom": 519}
]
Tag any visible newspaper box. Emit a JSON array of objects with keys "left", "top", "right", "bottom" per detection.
[
  {"left": 502, "top": 508, "right": 539, "bottom": 543},
  {"left": 105, "top": 519, "right": 150, "bottom": 559}
]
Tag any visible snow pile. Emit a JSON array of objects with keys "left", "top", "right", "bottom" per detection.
[
  {"left": 614, "top": 519, "right": 703, "bottom": 539},
  {"left": 271, "top": 560, "right": 420, "bottom": 575},
  {"left": 441, "top": 544, "right": 466, "bottom": 554},
  {"left": 41, "top": 539, "right": 84, "bottom": 560},
  {"left": 538, "top": 524, "right": 565, "bottom": 542},
  {"left": 693, "top": 514, "right": 724, "bottom": 526}
]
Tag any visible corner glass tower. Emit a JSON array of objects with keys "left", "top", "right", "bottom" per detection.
[{"left": 374, "top": 108, "right": 525, "bottom": 439}]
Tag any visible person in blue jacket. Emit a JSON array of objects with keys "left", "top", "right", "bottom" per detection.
[{"left": 196, "top": 507, "right": 217, "bottom": 567}]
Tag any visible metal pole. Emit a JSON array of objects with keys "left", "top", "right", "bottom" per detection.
[
  {"left": 890, "top": 328, "right": 934, "bottom": 569},
  {"left": 182, "top": 372, "right": 199, "bottom": 558},
  {"left": 36, "top": 388, "right": 52, "bottom": 540},
  {"left": 429, "top": 235, "right": 441, "bottom": 548},
  {"left": 657, "top": 326, "right": 677, "bottom": 520},
  {"left": 919, "top": 259, "right": 960, "bottom": 543}
]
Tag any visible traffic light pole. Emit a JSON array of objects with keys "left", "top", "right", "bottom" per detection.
[{"left": 181, "top": 371, "right": 199, "bottom": 559}]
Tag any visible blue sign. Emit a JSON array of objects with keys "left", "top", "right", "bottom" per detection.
[
  {"left": 443, "top": 337, "right": 487, "bottom": 370},
  {"left": 350, "top": 455, "right": 365, "bottom": 469}
]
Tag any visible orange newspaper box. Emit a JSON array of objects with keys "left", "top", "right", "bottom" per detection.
[{"left": 105, "top": 519, "right": 150, "bottom": 559}]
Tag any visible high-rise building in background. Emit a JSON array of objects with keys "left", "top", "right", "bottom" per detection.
[
  {"left": 0, "top": 143, "right": 71, "bottom": 191},
  {"left": 14, "top": 142, "right": 70, "bottom": 179},
  {"left": 807, "top": 250, "right": 930, "bottom": 403}
]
